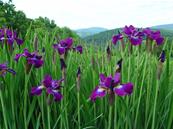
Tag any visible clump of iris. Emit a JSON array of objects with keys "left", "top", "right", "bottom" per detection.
[
  {"left": 112, "top": 25, "right": 164, "bottom": 46},
  {"left": 0, "top": 28, "right": 23, "bottom": 50},
  {"left": 31, "top": 75, "right": 63, "bottom": 102},
  {"left": 0, "top": 63, "right": 16, "bottom": 76},
  {"left": 14, "top": 48, "right": 44, "bottom": 73}
]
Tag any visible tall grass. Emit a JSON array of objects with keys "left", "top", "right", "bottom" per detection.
[{"left": 0, "top": 28, "right": 173, "bottom": 129}]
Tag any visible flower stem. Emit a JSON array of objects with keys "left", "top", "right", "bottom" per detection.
[
  {"left": 0, "top": 90, "right": 8, "bottom": 129},
  {"left": 151, "top": 79, "right": 159, "bottom": 129},
  {"left": 77, "top": 92, "right": 81, "bottom": 129},
  {"left": 47, "top": 105, "right": 51, "bottom": 129},
  {"left": 108, "top": 106, "right": 113, "bottom": 129}
]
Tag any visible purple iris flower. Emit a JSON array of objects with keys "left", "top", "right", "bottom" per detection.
[
  {"left": 0, "top": 63, "right": 16, "bottom": 76},
  {"left": 89, "top": 72, "right": 133, "bottom": 102},
  {"left": 112, "top": 33, "right": 123, "bottom": 45},
  {"left": 122, "top": 25, "right": 144, "bottom": 46},
  {"left": 53, "top": 37, "right": 83, "bottom": 55},
  {"left": 0, "top": 28, "right": 24, "bottom": 47},
  {"left": 143, "top": 28, "right": 164, "bottom": 45},
  {"left": 73, "top": 45, "right": 83, "bottom": 54},
  {"left": 31, "top": 75, "right": 63, "bottom": 101},
  {"left": 123, "top": 25, "right": 136, "bottom": 35},
  {"left": 159, "top": 50, "right": 165, "bottom": 63},
  {"left": 53, "top": 37, "right": 73, "bottom": 55},
  {"left": 14, "top": 49, "right": 44, "bottom": 68}
]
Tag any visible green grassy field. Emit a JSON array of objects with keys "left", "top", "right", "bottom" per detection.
[{"left": 0, "top": 27, "right": 173, "bottom": 129}]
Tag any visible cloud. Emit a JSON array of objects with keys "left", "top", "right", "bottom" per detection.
[{"left": 12, "top": 0, "right": 173, "bottom": 29}]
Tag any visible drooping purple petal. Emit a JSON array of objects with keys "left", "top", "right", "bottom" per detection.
[
  {"left": 0, "top": 63, "right": 16, "bottom": 76},
  {"left": 15, "top": 49, "right": 44, "bottom": 68},
  {"left": 156, "top": 36, "right": 164, "bottom": 45},
  {"left": 143, "top": 28, "right": 164, "bottom": 45},
  {"left": 0, "top": 63, "right": 7, "bottom": 76},
  {"left": 23, "top": 49, "right": 32, "bottom": 57},
  {"left": 46, "top": 88, "right": 63, "bottom": 101},
  {"left": 129, "top": 36, "right": 143, "bottom": 46},
  {"left": 15, "top": 38, "right": 24, "bottom": 45},
  {"left": 31, "top": 86, "right": 44, "bottom": 96},
  {"left": 114, "top": 83, "right": 133, "bottom": 96},
  {"left": 33, "top": 59, "right": 44, "bottom": 68},
  {"left": 90, "top": 86, "right": 107, "bottom": 102},
  {"left": 14, "top": 54, "right": 22, "bottom": 62},
  {"left": 27, "top": 57, "right": 44, "bottom": 68},
  {"left": 112, "top": 34, "right": 123, "bottom": 45}
]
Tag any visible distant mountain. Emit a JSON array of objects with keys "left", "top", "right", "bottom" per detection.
[
  {"left": 84, "top": 26, "right": 173, "bottom": 44},
  {"left": 152, "top": 24, "right": 173, "bottom": 30},
  {"left": 83, "top": 28, "right": 120, "bottom": 44},
  {"left": 75, "top": 27, "right": 108, "bottom": 38}
]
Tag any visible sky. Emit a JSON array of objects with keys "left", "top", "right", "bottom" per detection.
[{"left": 8, "top": 0, "right": 173, "bottom": 29}]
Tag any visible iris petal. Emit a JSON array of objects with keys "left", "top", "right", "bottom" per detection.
[
  {"left": 31, "top": 86, "right": 44, "bottom": 96},
  {"left": 90, "top": 86, "right": 107, "bottom": 102},
  {"left": 46, "top": 88, "right": 63, "bottom": 101},
  {"left": 114, "top": 83, "right": 133, "bottom": 96}
]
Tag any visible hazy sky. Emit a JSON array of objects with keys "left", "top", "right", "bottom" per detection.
[{"left": 10, "top": 0, "right": 173, "bottom": 29}]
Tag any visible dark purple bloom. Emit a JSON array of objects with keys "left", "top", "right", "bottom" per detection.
[
  {"left": 53, "top": 37, "right": 73, "bottom": 55},
  {"left": 129, "top": 36, "right": 143, "bottom": 46},
  {"left": 53, "top": 37, "right": 83, "bottom": 55},
  {"left": 0, "top": 28, "right": 24, "bottom": 47},
  {"left": 31, "top": 75, "right": 63, "bottom": 101},
  {"left": 159, "top": 50, "right": 165, "bottom": 63},
  {"left": 89, "top": 72, "right": 133, "bottom": 102},
  {"left": 112, "top": 33, "right": 123, "bottom": 45},
  {"left": 143, "top": 28, "right": 164, "bottom": 45},
  {"left": 0, "top": 63, "right": 16, "bottom": 76},
  {"left": 123, "top": 25, "right": 136, "bottom": 35},
  {"left": 53, "top": 43, "right": 66, "bottom": 55},
  {"left": 122, "top": 25, "right": 144, "bottom": 46},
  {"left": 73, "top": 45, "right": 83, "bottom": 54},
  {"left": 14, "top": 49, "right": 44, "bottom": 68}
]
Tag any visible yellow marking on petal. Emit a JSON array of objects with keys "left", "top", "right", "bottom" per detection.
[
  {"left": 0, "top": 70, "right": 7, "bottom": 75},
  {"left": 98, "top": 86, "right": 111, "bottom": 93}
]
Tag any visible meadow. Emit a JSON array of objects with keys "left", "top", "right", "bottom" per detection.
[{"left": 0, "top": 25, "right": 173, "bottom": 129}]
